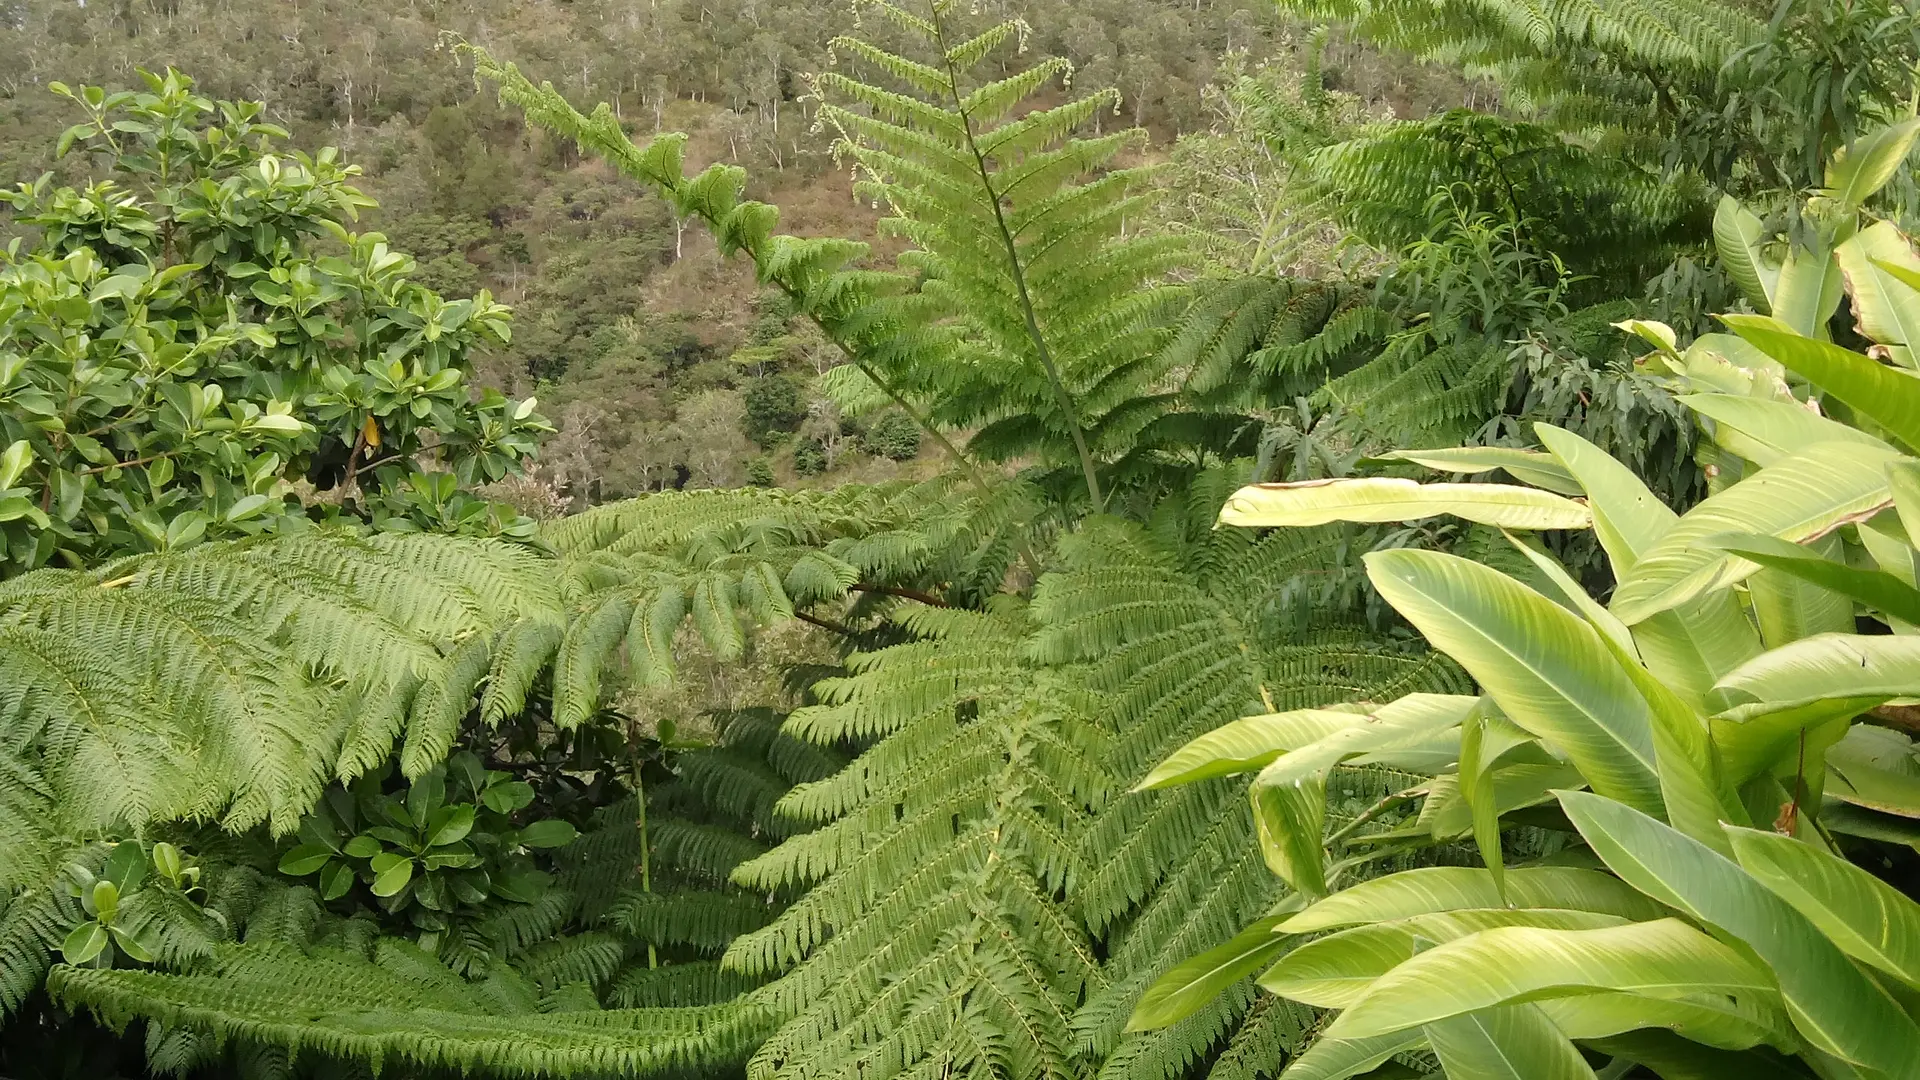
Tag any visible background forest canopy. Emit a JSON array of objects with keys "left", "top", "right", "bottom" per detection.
[
  {"left": 3, "top": 0, "right": 1458, "bottom": 504},
  {"left": 12, "top": 2, "right": 1920, "bottom": 1080}
]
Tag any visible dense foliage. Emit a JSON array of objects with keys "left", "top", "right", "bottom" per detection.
[
  {"left": 0, "top": 70, "right": 548, "bottom": 577},
  {"left": 9, "top": 2, "right": 1920, "bottom": 1080}
]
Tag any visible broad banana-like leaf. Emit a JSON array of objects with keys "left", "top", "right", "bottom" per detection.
[
  {"left": 1826, "top": 724, "right": 1920, "bottom": 818},
  {"left": 1138, "top": 696, "right": 1475, "bottom": 790},
  {"left": 1747, "top": 534, "right": 1858, "bottom": 648},
  {"left": 1422, "top": 762, "right": 1584, "bottom": 840},
  {"left": 1826, "top": 118, "right": 1920, "bottom": 213},
  {"left": 1709, "top": 633, "right": 1918, "bottom": 721},
  {"left": 1136, "top": 706, "right": 1368, "bottom": 789},
  {"left": 1823, "top": 798, "right": 1920, "bottom": 844},
  {"left": 1681, "top": 332, "right": 1788, "bottom": 393},
  {"left": 1713, "top": 195, "right": 1777, "bottom": 314},
  {"left": 1259, "top": 908, "right": 1630, "bottom": 1007},
  {"left": 1680, "top": 394, "right": 1892, "bottom": 467},
  {"left": 1579, "top": 585, "right": 1747, "bottom": 854},
  {"left": 1253, "top": 776, "right": 1328, "bottom": 898},
  {"left": 1278, "top": 1029, "right": 1423, "bottom": 1080},
  {"left": 1365, "top": 549, "right": 1664, "bottom": 814},
  {"left": 1728, "top": 825, "right": 1920, "bottom": 989},
  {"left": 1457, "top": 702, "right": 1527, "bottom": 890},
  {"left": 1320, "top": 919, "right": 1772, "bottom": 1041},
  {"left": 1612, "top": 440, "right": 1903, "bottom": 623},
  {"left": 1126, "top": 909, "right": 1298, "bottom": 1031},
  {"left": 1250, "top": 699, "right": 1476, "bottom": 790},
  {"left": 1585, "top": 1031, "right": 1819, "bottom": 1080},
  {"left": 1892, "top": 459, "right": 1920, "bottom": 548},
  {"left": 1245, "top": 693, "right": 1481, "bottom": 897},
  {"left": 1557, "top": 790, "right": 1920, "bottom": 1073},
  {"left": 1723, "top": 314, "right": 1920, "bottom": 451},
  {"left": 1713, "top": 702, "right": 1864, "bottom": 787},
  {"left": 1614, "top": 318, "right": 1681, "bottom": 358},
  {"left": 1501, "top": 530, "right": 1636, "bottom": 657},
  {"left": 1836, "top": 222, "right": 1920, "bottom": 368},
  {"left": 1859, "top": 513, "right": 1920, "bottom": 590},
  {"left": 1532, "top": 424, "right": 1670, "bottom": 571},
  {"left": 1425, "top": 1004, "right": 1597, "bottom": 1080},
  {"left": 1280, "top": 866, "right": 1669, "bottom": 934},
  {"left": 1372, "top": 446, "right": 1583, "bottom": 495},
  {"left": 1218, "top": 478, "right": 1591, "bottom": 530},
  {"left": 1535, "top": 423, "right": 1760, "bottom": 699},
  {"left": 1773, "top": 237, "right": 1846, "bottom": 339},
  {"left": 1714, "top": 532, "right": 1920, "bottom": 625},
  {"left": 1540, "top": 992, "right": 1787, "bottom": 1052}
]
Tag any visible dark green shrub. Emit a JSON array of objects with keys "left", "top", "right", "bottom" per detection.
[{"left": 860, "top": 411, "right": 922, "bottom": 461}]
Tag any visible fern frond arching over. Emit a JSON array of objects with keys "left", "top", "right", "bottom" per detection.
[
  {"left": 1283, "top": 0, "right": 1765, "bottom": 157},
  {"left": 0, "top": 533, "right": 563, "bottom": 859},
  {"left": 50, "top": 941, "right": 775, "bottom": 1077}
]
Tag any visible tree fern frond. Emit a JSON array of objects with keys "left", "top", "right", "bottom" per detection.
[{"left": 50, "top": 941, "right": 774, "bottom": 1078}]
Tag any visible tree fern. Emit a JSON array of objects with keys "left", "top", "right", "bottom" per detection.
[
  {"left": 50, "top": 940, "right": 774, "bottom": 1077},
  {"left": 811, "top": 1, "right": 1191, "bottom": 510},
  {"left": 724, "top": 603, "right": 1106, "bottom": 1080},
  {"left": 1285, "top": 0, "right": 1765, "bottom": 155},
  {"left": 1031, "top": 473, "right": 1468, "bottom": 1080},
  {"left": 0, "top": 533, "right": 563, "bottom": 856}
]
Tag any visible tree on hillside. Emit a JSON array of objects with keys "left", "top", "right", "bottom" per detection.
[{"left": 0, "top": 69, "right": 549, "bottom": 575}]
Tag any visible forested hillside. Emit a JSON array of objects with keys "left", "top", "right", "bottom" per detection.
[
  {"left": 0, "top": 0, "right": 1465, "bottom": 502},
  {"left": 10, "top": 2, "right": 1920, "bottom": 1080}
]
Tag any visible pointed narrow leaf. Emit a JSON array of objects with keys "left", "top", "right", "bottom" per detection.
[
  {"left": 370, "top": 857, "right": 414, "bottom": 898},
  {"left": 1323, "top": 919, "right": 1772, "bottom": 1041},
  {"left": 1709, "top": 633, "right": 1919, "bottom": 721},
  {"left": 1612, "top": 439, "right": 1903, "bottom": 622},
  {"left": 1220, "top": 478, "right": 1591, "bottom": 530},
  {"left": 1425, "top": 1004, "right": 1597, "bottom": 1080},
  {"left": 1372, "top": 447, "right": 1583, "bottom": 495},
  {"left": 1127, "top": 912, "right": 1296, "bottom": 1030},
  {"left": 1535, "top": 424, "right": 1761, "bottom": 695},
  {"left": 1826, "top": 119, "right": 1920, "bottom": 212},
  {"left": 1364, "top": 549, "right": 1663, "bottom": 814},
  {"left": 278, "top": 844, "right": 335, "bottom": 876},
  {"left": 1724, "top": 314, "right": 1920, "bottom": 451},
  {"left": 426, "top": 805, "right": 475, "bottom": 849},
  {"left": 515, "top": 820, "right": 577, "bottom": 849},
  {"left": 1713, "top": 195, "right": 1776, "bottom": 313},
  {"left": 1281, "top": 867, "right": 1668, "bottom": 933},
  {"left": 1556, "top": 789, "right": 1920, "bottom": 1072},
  {"left": 61, "top": 922, "right": 109, "bottom": 965},
  {"left": 1728, "top": 825, "right": 1920, "bottom": 988},
  {"left": 1138, "top": 707, "right": 1369, "bottom": 789},
  {"left": 1539, "top": 992, "right": 1786, "bottom": 1051},
  {"left": 1252, "top": 776, "right": 1327, "bottom": 898},
  {"left": 1260, "top": 908, "right": 1630, "bottom": 1007},
  {"left": 1279, "top": 1029, "right": 1424, "bottom": 1080},
  {"left": 1680, "top": 394, "right": 1891, "bottom": 466},
  {"left": 1714, "top": 533, "right": 1920, "bottom": 625}
]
